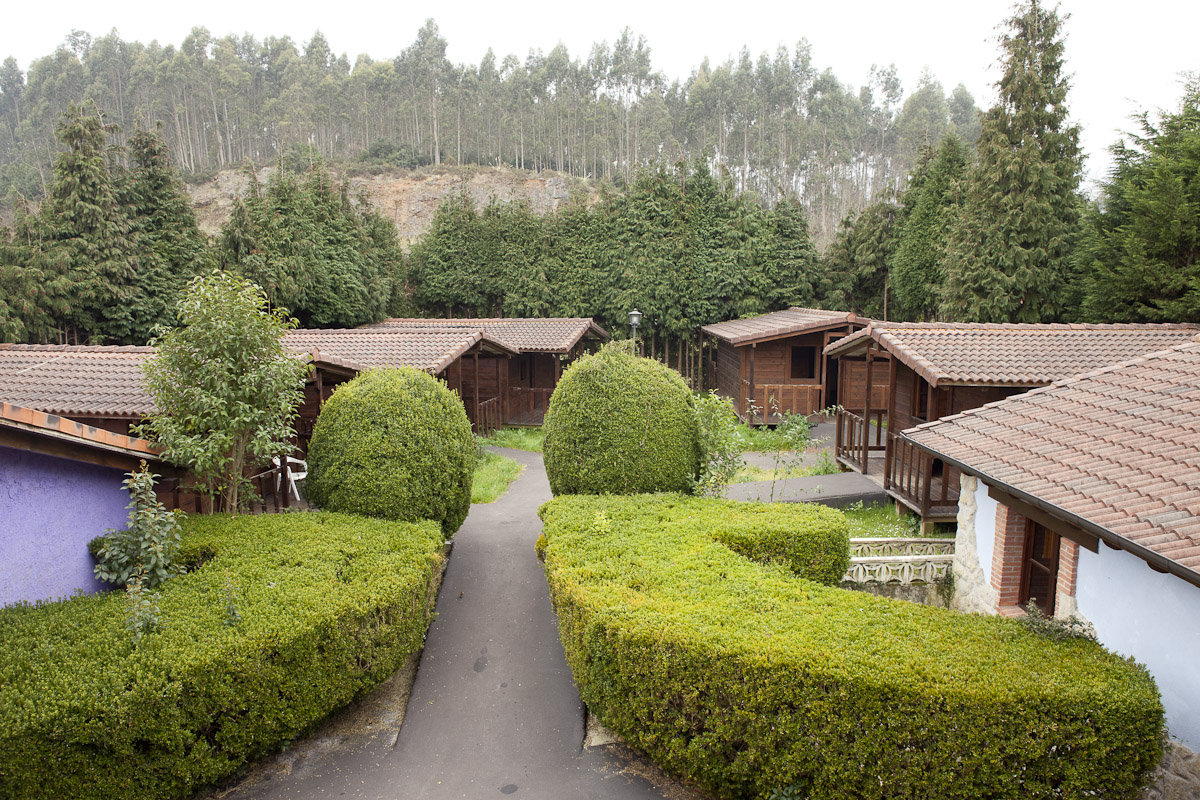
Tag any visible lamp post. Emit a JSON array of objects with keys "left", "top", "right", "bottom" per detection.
[{"left": 628, "top": 308, "right": 642, "bottom": 353}]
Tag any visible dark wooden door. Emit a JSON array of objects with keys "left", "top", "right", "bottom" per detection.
[{"left": 1020, "top": 521, "right": 1060, "bottom": 615}]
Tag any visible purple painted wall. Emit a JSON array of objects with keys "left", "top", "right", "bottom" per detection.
[{"left": 1, "top": 445, "right": 130, "bottom": 607}]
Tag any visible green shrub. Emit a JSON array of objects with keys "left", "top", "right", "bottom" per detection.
[
  {"left": 0, "top": 512, "right": 444, "bottom": 800},
  {"left": 305, "top": 368, "right": 474, "bottom": 536},
  {"left": 92, "top": 462, "right": 183, "bottom": 590},
  {"left": 539, "top": 494, "right": 1165, "bottom": 800},
  {"left": 543, "top": 343, "right": 700, "bottom": 495}
]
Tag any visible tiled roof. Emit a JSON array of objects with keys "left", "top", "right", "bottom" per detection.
[
  {"left": 0, "top": 401, "right": 160, "bottom": 460},
  {"left": 901, "top": 339, "right": 1200, "bottom": 584},
  {"left": 0, "top": 345, "right": 155, "bottom": 417},
  {"left": 365, "top": 317, "right": 609, "bottom": 353},
  {"left": 282, "top": 328, "right": 513, "bottom": 374},
  {"left": 701, "top": 307, "right": 865, "bottom": 345},
  {"left": 825, "top": 322, "right": 1200, "bottom": 387}
]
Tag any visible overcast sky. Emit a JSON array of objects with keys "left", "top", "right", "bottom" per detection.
[{"left": 4, "top": 0, "right": 1197, "bottom": 190}]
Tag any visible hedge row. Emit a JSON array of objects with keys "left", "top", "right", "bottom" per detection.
[
  {"left": 538, "top": 494, "right": 1165, "bottom": 800},
  {"left": 0, "top": 512, "right": 445, "bottom": 800}
]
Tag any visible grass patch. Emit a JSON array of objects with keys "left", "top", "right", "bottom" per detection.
[
  {"left": 842, "top": 502, "right": 954, "bottom": 538},
  {"left": 477, "top": 426, "right": 544, "bottom": 452},
  {"left": 730, "top": 464, "right": 823, "bottom": 483},
  {"left": 472, "top": 450, "right": 522, "bottom": 503}
]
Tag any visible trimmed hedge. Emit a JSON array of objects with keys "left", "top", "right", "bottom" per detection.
[
  {"left": 543, "top": 344, "right": 700, "bottom": 495},
  {"left": 539, "top": 494, "right": 1166, "bottom": 800},
  {"left": 305, "top": 368, "right": 474, "bottom": 536},
  {"left": 0, "top": 512, "right": 444, "bottom": 800}
]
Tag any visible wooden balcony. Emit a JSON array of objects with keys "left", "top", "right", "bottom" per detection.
[
  {"left": 834, "top": 407, "right": 887, "bottom": 474},
  {"left": 884, "top": 432, "right": 959, "bottom": 522},
  {"left": 507, "top": 387, "right": 553, "bottom": 426},
  {"left": 745, "top": 382, "right": 824, "bottom": 424}
]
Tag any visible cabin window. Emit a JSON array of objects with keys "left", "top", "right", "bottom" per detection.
[
  {"left": 790, "top": 347, "right": 817, "bottom": 380},
  {"left": 913, "top": 375, "right": 930, "bottom": 421},
  {"left": 1020, "top": 521, "right": 1060, "bottom": 616}
]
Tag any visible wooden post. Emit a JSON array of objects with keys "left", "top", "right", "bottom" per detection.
[
  {"left": 862, "top": 348, "right": 874, "bottom": 475},
  {"left": 473, "top": 352, "right": 480, "bottom": 433},
  {"left": 920, "top": 383, "right": 937, "bottom": 518},
  {"left": 748, "top": 344, "right": 756, "bottom": 424},
  {"left": 315, "top": 368, "right": 325, "bottom": 408},
  {"left": 883, "top": 354, "right": 898, "bottom": 490}
]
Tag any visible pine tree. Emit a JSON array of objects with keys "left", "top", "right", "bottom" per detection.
[
  {"left": 764, "top": 196, "right": 819, "bottom": 309},
  {"left": 40, "top": 103, "right": 139, "bottom": 342},
  {"left": 940, "top": 0, "right": 1082, "bottom": 323},
  {"left": 890, "top": 134, "right": 968, "bottom": 320},
  {"left": 1080, "top": 79, "right": 1200, "bottom": 322},
  {"left": 122, "top": 127, "right": 211, "bottom": 341}
]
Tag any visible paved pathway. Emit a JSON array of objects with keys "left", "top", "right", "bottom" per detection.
[{"left": 220, "top": 448, "right": 670, "bottom": 800}]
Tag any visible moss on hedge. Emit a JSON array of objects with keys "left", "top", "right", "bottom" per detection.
[
  {"left": 0, "top": 513, "right": 444, "bottom": 800},
  {"left": 539, "top": 494, "right": 1166, "bottom": 800},
  {"left": 543, "top": 344, "right": 700, "bottom": 495},
  {"left": 305, "top": 368, "right": 474, "bottom": 536}
]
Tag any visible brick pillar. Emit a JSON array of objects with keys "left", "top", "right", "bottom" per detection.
[
  {"left": 991, "top": 503, "right": 1029, "bottom": 616},
  {"left": 1055, "top": 539, "right": 1080, "bottom": 619}
]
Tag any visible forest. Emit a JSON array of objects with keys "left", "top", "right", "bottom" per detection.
[
  {"left": 0, "top": 0, "right": 1198, "bottom": 372},
  {"left": 0, "top": 21, "right": 981, "bottom": 247}
]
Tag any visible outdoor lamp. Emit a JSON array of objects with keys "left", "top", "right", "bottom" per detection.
[{"left": 628, "top": 308, "right": 642, "bottom": 337}]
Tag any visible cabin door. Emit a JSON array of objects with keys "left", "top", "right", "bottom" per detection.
[{"left": 1020, "top": 521, "right": 1060, "bottom": 616}]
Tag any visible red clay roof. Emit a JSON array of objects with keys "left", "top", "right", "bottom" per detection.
[
  {"left": 0, "top": 401, "right": 161, "bottom": 460},
  {"left": 901, "top": 339, "right": 1200, "bottom": 584},
  {"left": 366, "top": 317, "right": 609, "bottom": 353},
  {"left": 825, "top": 322, "right": 1200, "bottom": 387},
  {"left": 701, "top": 308, "right": 865, "bottom": 345},
  {"left": 0, "top": 345, "right": 155, "bottom": 417},
  {"left": 282, "top": 328, "right": 515, "bottom": 374}
]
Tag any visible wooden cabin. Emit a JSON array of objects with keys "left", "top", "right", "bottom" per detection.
[
  {"left": 825, "top": 322, "right": 1200, "bottom": 524},
  {"left": 700, "top": 308, "right": 882, "bottom": 423},
  {"left": 363, "top": 318, "right": 609, "bottom": 425},
  {"left": 283, "top": 328, "right": 519, "bottom": 436}
]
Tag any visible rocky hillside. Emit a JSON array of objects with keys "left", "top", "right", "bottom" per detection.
[{"left": 186, "top": 165, "right": 597, "bottom": 245}]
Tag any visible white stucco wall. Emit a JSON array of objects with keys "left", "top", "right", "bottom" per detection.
[
  {"left": 1076, "top": 544, "right": 1200, "bottom": 750},
  {"left": 974, "top": 480, "right": 998, "bottom": 587}
]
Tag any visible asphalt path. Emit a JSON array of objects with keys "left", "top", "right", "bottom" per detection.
[{"left": 220, "top": 447, "right": 670, "bottom": 800}]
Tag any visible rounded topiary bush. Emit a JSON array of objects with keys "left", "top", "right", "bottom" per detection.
[
  {"left": 305, "top": 368, "right": 474, "bottom": 536},
  {"left": 543, "top": 342, "right": 700, "bottom": 495}
]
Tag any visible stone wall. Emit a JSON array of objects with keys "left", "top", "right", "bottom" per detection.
[
  {"left": 950, "top": 473, "right": 999, "bottom": 614},
  {"left": 1144, "top": 740, "right": 1200, "bottom": 800}
]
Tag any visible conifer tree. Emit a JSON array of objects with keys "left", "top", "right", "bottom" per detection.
[
  {"left": 40, "top": 103, "right": 138, "bottom": 342},
  {"left": 890, "top": 133, "right": 968, "bottom": 320},
  {"left": 940, "top": 0, "right": 1082, "bottom": 323},
  {"left": 122, "top": 127, "right": 211, "bottom": 341},
  {"left": 764, "top": 196, "right": 819, "bottom": 309},
  {"left": 1080, "top": 79, "right": 1200, "bottom": 322}
]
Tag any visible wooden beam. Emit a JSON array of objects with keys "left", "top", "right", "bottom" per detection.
[
  {"left": 862, "top": 347, "right": 874, "bottom": 475},
  {"left": 883, "top": 353, "right": 898, "bottom": 490},
  {"left": 748, "top": 344, "right": 756, "bottom": 424},
  {"left": 473, "top": 352, "right": 480, "bottom": 432}
]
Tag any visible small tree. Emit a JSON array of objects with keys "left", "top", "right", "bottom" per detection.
[{"left": 140, "top": 271, "right": 310, "bottom": 512}]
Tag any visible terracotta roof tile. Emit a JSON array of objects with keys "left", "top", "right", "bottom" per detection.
[
  {"left": 364, "top": 317, "right": 609, "bottom": 353},
  {"left": 701, "top": 307, "right": 866, "bottom": 345},
  {"left": 281, "top": 328, "right": 514, "bottom": 374},
  {"left": 902, "top": 340, "right": 1200, "bottom": 582},
  {"left": 825, "top": 322, "right": 1200, "bottom": 386},
  {"left": 0, "top": 345, "right": 155, "bottom": 417}
]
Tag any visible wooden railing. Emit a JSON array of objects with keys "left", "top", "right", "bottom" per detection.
[
  {"left": 885, "top": 432, "right": 959, "bottom": 519},
  {"left": 508, "top": 387, "right": 554, "bottom": 425},
  {"left": 475, "top": 395, "right": 504, "bottom": 435},
  {"left": 746, "top": 382, "right": 824, "bottom": 423},
  {"left": 834, "top": 407, "right": 887, "bottom": 474}
]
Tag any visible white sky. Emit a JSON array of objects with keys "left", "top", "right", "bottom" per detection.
[{"left": 4, "top": 0, "right": 1197, "bottom": 191}]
